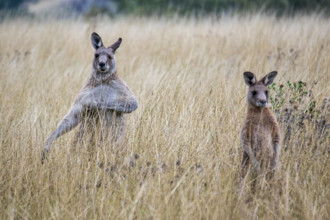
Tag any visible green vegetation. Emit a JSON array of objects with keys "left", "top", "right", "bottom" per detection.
[
  {"left": 0, "top": 0, "right": 24, "bottom": 9},
  {"left": 0, "top": 0, "right": 34, "bottom": 9},
  {"left": 0, "top": 0, "right": 329, "bottom": 16},
  {"left": 269, "top": 81, "right": 329, "bottom": 151},
  {"left": 115, "top": 0, "right": 329, "bottom": 15}
]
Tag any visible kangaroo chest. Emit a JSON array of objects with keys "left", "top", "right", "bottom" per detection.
[
  {"left": 248, "top": 116, "right": 274, "bottom": 158},
  {"left": 79, "top": 84, "right": 120, "bottom": 106}
]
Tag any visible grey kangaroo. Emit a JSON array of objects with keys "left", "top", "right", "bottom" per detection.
[
  {"left": 42, "top": 32, "right": 138, "bottom": 160},
  {"left": 240, "top": 71, "right": 281, "bottom": 178}
]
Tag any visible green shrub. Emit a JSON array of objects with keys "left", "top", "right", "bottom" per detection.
[{"left": 269, "top": 81, "right": 329, "bottom": 152}]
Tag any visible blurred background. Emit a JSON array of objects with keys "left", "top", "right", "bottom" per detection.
[{"left": 1, "top": 0, "right": 329, "bottom": 18}]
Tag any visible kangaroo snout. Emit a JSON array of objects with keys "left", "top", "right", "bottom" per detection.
[
  {"left": 257, "top": 99, "right": 267, "bottom": 107},
  {"left": 98, "top": 62, "right": 107, "bottom": 71}
]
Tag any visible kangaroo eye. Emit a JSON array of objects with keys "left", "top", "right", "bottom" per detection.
[
  {"left": 265, "top": 91, "right": 269, "bottom": 96},
  {"left": 252, "top": 91, "right": 257, "bottom": 96},
  {"left": 108, "top": 55, "right": 112, "bottom": 59},
  {"left": 95, "top": 54, "right": 99, "bottom": 58}
]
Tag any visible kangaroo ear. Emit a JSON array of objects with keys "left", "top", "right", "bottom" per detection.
[
  {"left": 109, "top": 38, "right": 122, "bottom": 53},
  {"left": 260, "top": 71, "right": 278, "bottom": 86},
  {"left": 243, "top": 71, "right": 257, "bottom": 86},
  {"left": 91, "top": 32, "right": 104, "bottom": 50}
]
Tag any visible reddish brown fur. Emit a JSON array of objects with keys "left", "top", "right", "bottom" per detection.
[{"left": 240, "top": 71, "right": 281, "bottom": 178}]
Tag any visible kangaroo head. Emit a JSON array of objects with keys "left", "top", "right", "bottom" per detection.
[
  {"left": 243, "top": 71, "right": 277, "bottom": 108},
  {"left": 91, "top": 32, "right": 122, "bottom": 74}
]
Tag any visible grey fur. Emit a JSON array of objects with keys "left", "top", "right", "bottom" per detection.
[{"left": 42, "top": 33, "right": 138, "bottom": 161}]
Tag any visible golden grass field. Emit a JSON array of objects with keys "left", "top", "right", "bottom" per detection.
[{"left": 0, "top": 14, "right": 329, "bottom": 219}]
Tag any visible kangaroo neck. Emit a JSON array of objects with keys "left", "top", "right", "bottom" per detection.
[
  {"left": 87, "top": 71, "right": 119, "bottom": 87},
  {"left": 247, "top": 105, "right": 269, "bottom": 114}
]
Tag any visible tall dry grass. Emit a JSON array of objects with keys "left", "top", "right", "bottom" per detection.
[{"left": 0, "top": 14, "right": 329, "bottom": 219}]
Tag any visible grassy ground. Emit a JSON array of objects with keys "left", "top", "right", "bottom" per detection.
[{"left": 0, "top": 14, "right": 329, "bottom": 219}]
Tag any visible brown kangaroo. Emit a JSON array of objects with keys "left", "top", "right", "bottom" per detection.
[
  {"left": 240, "top": 71, "right": 281, "bottom": 178},
  {"left": 42, "top": 32, "right": 138, "bottom": 160}
]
